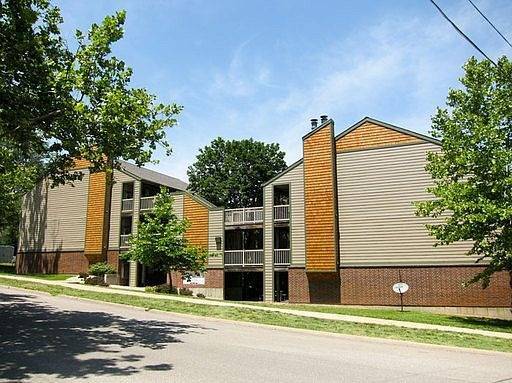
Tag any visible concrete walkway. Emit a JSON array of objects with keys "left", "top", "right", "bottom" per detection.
[{"left": 1, "top": 274, "right": 511, "bottom": 340}]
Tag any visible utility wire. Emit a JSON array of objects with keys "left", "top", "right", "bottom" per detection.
[
  {"left": 466, "top": 0, "right": 512, "bottom": 49},
  {"left": 429, "top": 0, "right": 497, "bottom": 66}
]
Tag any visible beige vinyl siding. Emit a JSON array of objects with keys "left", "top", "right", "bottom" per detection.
[
  {"left": 337, "top": 143, "right": 474, "bottom": 266},
  {"left": 207, "top": 209, "right": 224, "bottom": 267},
  {"left": 108, "top": 170, "right": 136, "bottom": 249},
  {"left": 19, "top": 171, "right": 89, "bottom": 252},
  {"left": 132, "top": 180, "right": 141, "bottom": 237},
  {"left": 266, "top": 163, "right": 305, "bottom": 266},
  {"left": 262, "top": 162, "right": 305, "bottom": 301},
  {"left": 263, "top": 184, "right": 274, "bottom": 301},
  {"left": 172, "top": 193, "right": 184, "bottom": 219}
]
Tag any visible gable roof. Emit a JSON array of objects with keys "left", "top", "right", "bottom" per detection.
[
  {"left": 335, "top": 116, "right": 440, "bottom": 146},
  {"left": 119, "top": 160, "right": 189, "bottom": 191},
  {"left": 262, "top": 158, "right": 303, "bottom": 187},
  {"left": 262, "top": 116, "right": 439, "bottom": 187},
  {"left": 302, "top": 118, "right": 334, "bottom": 141}
]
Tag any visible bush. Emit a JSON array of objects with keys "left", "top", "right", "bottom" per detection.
[
  {"left": 88, "top": 262, "right": 116, "bottom": 276},
  {"left": 196, "top": 293, "right": 206, "bottom": 299},
  {"left": 179, "top": 287, "right": 193, "bottom": 296},
  {"left": 146, "top": 284, "right": 178, "bottom": 295}
]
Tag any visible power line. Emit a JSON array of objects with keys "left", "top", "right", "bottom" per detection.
[
  {"left": 466, "top": 0, "right": 512, "bottom": 49},
  {"left": 429, "top": 0, "right": 496, "bottom": 66}
]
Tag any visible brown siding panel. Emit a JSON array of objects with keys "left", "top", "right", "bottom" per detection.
[
  {"left": 184, "top": 195, "right": 209, "bottom": 249},
  {"left": 84, "top": 171, "right": 108, "bottom": 259},
  {"left": 303, "top": 122, "right": 338, "bottom": 272},
  {"left": 336, "top": 121, "right": 421, "bottom": 152}
]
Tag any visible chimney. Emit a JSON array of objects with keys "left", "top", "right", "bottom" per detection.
[
  {"left": 310, "top": 118, "right": 318, "bottom": 130},
  {"left": 320, "top": 115, "right": 328, "bottom": 123}
]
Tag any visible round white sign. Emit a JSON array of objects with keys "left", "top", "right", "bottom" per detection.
[{"left": 392, "top": 282, "right": 409, "bottom": 294}]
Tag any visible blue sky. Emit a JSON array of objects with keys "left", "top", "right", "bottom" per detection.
[{"left": 55, "top": 0, "right": 512, "bottom": 181}]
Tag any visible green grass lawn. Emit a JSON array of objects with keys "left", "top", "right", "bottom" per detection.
[
  {"left": 0, "top": 264, "right": 73, "bottom": 281},
  {"left": 243, "top": 301, "right": 512, "bottom": 334},
  {"left": 1, "top": 277, "right": 511, "bottom": 353}
]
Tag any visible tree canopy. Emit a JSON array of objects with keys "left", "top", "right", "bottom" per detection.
[
  {"left": 0, "top": 0, "right": 181, "bottom": 243},
  {"left": 187, "top": 137, "right": 287, "bottom": 208},
  {"left": 121, "top": 190, "right": 208, "bottom": 286},
  {"left": 416, "top": 56, "right": 512, "bottom": 288}
]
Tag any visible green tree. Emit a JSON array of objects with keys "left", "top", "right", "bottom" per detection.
[
  {"left": 121, "top": 190, "right": 208, "bottom": 287},
  {"left": 416, "top": 56, "right": 512, "bottom": 290},
  {"left": 187, "top": 138, "right": 287, "bottom": 208},
  {"left": 0, "top": 1, "right": 180, "bottom": 241}
]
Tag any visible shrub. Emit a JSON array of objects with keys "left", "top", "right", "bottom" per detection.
[
  {"left": 146, "top": 284, "right": 178, "bottom": 295},
  {"left": 88, "top": 262, "right": 116, "bottom": 276},
  {"left": 179, "top": 287, "right": 193, "bottom": 296},
  {"left": 196, "top": 293, "right": 206, "bottom": 299}
]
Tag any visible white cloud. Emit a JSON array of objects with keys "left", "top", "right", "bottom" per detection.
[{"left": 153, "top": 0, "right": 512, "bottom": 181}]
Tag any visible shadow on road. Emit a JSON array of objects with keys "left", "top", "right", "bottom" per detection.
[{"left": 0, "top": 291, "right": 209, "bottom": 380}]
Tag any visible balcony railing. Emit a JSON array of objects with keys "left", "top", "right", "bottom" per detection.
[
  {"left": 224, "top": 249, "right": 263, "bottom": 266},
  {"left": 120, "top": 234, "right": 131, "bottom": 248},
  {"left": 225, "top": 207, "right": 263, "bottom": 225},
  {"left": 273, "top": 205, "right": 289, "bottom": 221},
  {"left": 274, "top": 249, "right": 290, "bottom": 265},
  {"left": 121, "top": 198, "right": 133, "bottom": 212},
  {"left": 140, "top": 196, "right": 156, "bottom": 210}
]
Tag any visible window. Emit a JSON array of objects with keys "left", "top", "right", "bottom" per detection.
[
  {"left": 122, "top": 182, "right": 134, "bottom": 200},
  {"left": 120, "top": 215, "right": 133, "bottom": 235},
  {"left": 273, "top": 184, "right": 289, "bottom": 206},
  {"left": 274, "top": 226, "right": 290, "bottom": 249},
  {"left": 141, "top": 182, "right": 161, "bottom": 197}
]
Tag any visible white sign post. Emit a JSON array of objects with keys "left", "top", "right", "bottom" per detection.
[{"left": 392, "top": 282, "right": 409, "bottom": 312}]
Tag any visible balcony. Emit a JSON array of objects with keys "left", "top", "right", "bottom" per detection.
[
  {"left": 140, "top": 196, "right": 156, "bottom": 211},
  {"left": 225, "top": 207, "right": 263, "bottom": 226},
  {"left": 120, "top": 234, "right": 131, "bottom": 248},
  {"left": 273, "top": 205, "right": 289, "bottom": 221},
  {"left": 121, "top": 198, "right": 133, "bottom": 212},
  {"left": 274, "top": 249, "right": 290, "bottom": 266},
  {"left": 224, "top": 249, "right": 263, "bottom": 266}
]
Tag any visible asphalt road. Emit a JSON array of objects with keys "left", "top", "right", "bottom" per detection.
[{"left": 0, "top": 286, "right": 511, "bottom": 383}]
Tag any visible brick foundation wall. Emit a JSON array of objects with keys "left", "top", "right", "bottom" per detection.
[
  {"left": 106, "top": 250, "right": 120, "bottom": 271},
  {"left": 288, "top": 266, "right": 511, "bottom": 307},
  {"left": 289, "top": 267, "right": 340, "bottom": 304},
  {"left": 169, "top": 268, "right": 224, "bottom": 289},
  {"left": 16, "top": 251, "right": 89, "bottom": 274},
  {"left": 340, "top": 266, "right": 511, "bottom": 307}
]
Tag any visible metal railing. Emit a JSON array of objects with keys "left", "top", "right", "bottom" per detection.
[
  {"left": 140, "top": 196, "right": 156, "bottom": 210},
  {"left": 224, "top": 249, "right": 263, "bottom": 266},
  {"left": 120, "top": 234, "right": 131, "bottom": 248},
  {"left": 274, "top": 249, "right": 290, "bottom": 265},
  {"left": 224, "top": 207, "right": 263, "bottom": 225},
  {"left": 273, "top": 205, "right": 289, "bottom": 221},
  {"left": 121, "top": 198, "right": 133, "bottom": 211}
]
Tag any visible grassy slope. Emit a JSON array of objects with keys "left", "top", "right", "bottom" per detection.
[
  {"left": 0, "top": 264, "right": 73, "bottom": 281},
  {"left": 1, "top": 277, "right": 511, "bottom": 353},
  {"left": 246, "top": 302, "right": 512, "bottom": 334}
]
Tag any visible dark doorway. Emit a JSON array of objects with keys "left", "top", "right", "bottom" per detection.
[
  {"left": 140, "top": 266, "right": 167, "bottom": 286},
  {"left": 274, "top": 271, "right": 288, "bottom": 302},
  {"left": 224, "top": 271, "right": 263, "bottom": 301}
]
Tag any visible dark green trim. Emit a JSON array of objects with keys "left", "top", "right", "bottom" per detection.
[
  {"left": 302, "top": 118, "right": 334, "bottom": 141},
  {"left": 337, "top": 140, "right": 430, "bottom": 154},
  {"left": 168, "top": 190, "right": 218, "bottom": 210},
  {"left": 262, "top": 158, "right": 303, "bottom": 187}
]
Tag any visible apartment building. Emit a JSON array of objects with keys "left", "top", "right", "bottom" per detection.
[{"left": 18, "top": 117, "right": 511, "bottom": 309}]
